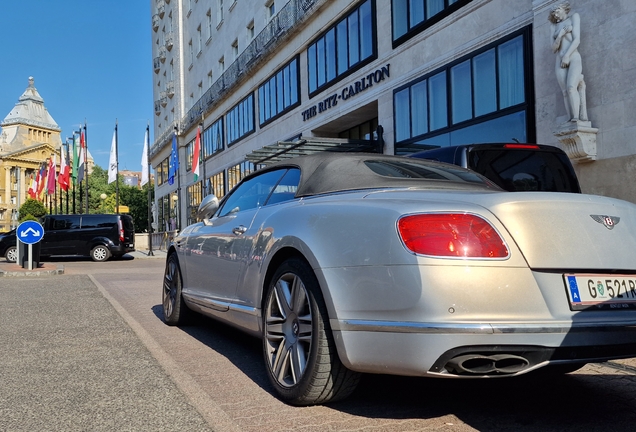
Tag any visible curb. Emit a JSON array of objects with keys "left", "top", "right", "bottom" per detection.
[{"left": 0, "top": 265, "right": 64, "bottom": 277}]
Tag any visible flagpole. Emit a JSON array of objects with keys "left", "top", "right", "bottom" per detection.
[
  {"left": 115, "top": 120, "right": 120, "bottom": 214},
  {"left": 200, "top": 114, "right": 207, "bottom": 198},
  {"left": 84, "top": 121, "right": 89, "bottom": 214},
  {"left": 146, "top": 122, "right": 154, "bottom": 256},
  {"left": 175, "top": 125, "right": 181, "bottom": 232}
]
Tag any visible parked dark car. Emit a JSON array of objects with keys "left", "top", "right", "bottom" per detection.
[
  {"left": 0, "top": 229, "right": 17, "bottom": 262},
  {"left": 2, "top": 214, "right": 135, "bottom": 263},
  {"left": 409, "top": 143, "right": 581, "bottom": 193}
]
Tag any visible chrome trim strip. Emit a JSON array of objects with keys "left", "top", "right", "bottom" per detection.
[
  {"left": 334, "top": 319, "right": 636, "bottom": 334},
  {"left": 183, "top": 293, "right": 259, "bottom": 316},
  {"left": 228, "top": 303, "right": 258, "bottom": 316}
]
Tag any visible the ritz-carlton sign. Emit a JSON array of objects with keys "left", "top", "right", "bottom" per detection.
[{"left": 301, "top": 64, "right": 390, "bottom": 121}]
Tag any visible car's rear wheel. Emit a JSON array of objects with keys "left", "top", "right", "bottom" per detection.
[
  {"left": 162, "top": 253, "right": 191, "bottom": 325},
  {"left": 90, "top": 245, "right": 111, "bottom": 262},
  {"left": 263, "top": 258, "right": 360, "bottom": 405},
  {"left": 5, "top": 246, "right": 17, "bottom": 263}
]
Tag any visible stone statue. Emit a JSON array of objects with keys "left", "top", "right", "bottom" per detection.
[{"left": 549, "top": 2, "right": 588, "bottom": 122}]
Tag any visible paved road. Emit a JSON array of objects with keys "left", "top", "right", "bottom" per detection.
[{"left": 3, "top": 254, "right": 636, "bottom": 431}]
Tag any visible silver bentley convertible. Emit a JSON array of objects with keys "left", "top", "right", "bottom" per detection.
[{"left": 162, "top": 153, "right": 636, "bottom": 405}]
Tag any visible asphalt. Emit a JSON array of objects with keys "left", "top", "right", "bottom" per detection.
[{"left": 0, "top": 249, "right": 167, "bottom": 277}]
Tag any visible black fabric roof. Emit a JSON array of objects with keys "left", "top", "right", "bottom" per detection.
[{"left": 251, "top": 153, "right": 500, "bottom": 197}]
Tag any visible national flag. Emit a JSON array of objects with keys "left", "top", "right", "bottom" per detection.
[
  {"left": 58, "top": 145, "right": 70, "bottom": 191},
  {"left": 37, "top": 164, "right": 47, "bottom": 198},
  {"left": 193, "top": 126, "right": 201, "bottom": 181},
  {"left": 141, "top": 126, "right": 149, "bottom": 187},
  {"left": 71, "top": 133, "right": 79, "bottom": 182},
  {"left": 47, "top": 155, "right": 56, "bottom": 195},
  {"left": 28, "top": 175, "right": 36, "bottom": 199},
  {"left": 168, "top": 132, "right": 179, "bottom": 185},
  {"left": 108, "top": 125, "right": 118, "bottom": 184},
  {"left": 77, "top": 130, "right": 86, "bottom": 183}
]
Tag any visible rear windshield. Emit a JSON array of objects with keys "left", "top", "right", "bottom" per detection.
[
  {"left": 468, "top": 149, "right": 580, "bottom": 193},
  {"left": 364, "top": 160, "right": 492, "bottom": 186}
]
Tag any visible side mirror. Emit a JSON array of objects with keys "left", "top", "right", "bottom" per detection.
[{"left": 197, "top": 194, "right": 219, "bottom": 221}]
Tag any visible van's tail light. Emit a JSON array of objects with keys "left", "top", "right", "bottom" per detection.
[
  {"left": 118, "top": 219, "right": 124, "bottom": 243},
  {"left": 397, "top": 213, "right": 508, "bottom": 258}
]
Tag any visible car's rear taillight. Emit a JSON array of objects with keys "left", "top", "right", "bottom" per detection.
[
  {"left": 397, "top": 213, "right": 508, "bottom": 258},
  {"left": 118, "top": 220, "right": 124, "bottom": 242}
]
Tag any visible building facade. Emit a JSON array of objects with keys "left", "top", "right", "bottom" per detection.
[
  {"left": 0, "top": 77, "right": 62, "bottom": 232},
  {"left": 149, "top": 0, "right": 636, "bottom": 232}
]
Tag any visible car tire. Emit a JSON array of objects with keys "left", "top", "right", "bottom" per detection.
[
  {"left": 162, "top": 253, "right": 192, "bottom": 325},
  {"left": 5, "top": 246, "right": 17, "bottom": 263},
  {"left": 90, "top": 245, "right": 111, "bottom": 262},
  {"left": 263, "top": 257, "right": 361, "bottom": 405}
]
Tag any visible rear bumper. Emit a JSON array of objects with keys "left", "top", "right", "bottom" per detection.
[{"left": 331, "top": 319, "right": 636, "bottom": 377}]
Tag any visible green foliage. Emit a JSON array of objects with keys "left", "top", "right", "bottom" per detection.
[
  {"left": 19, "top": 213, "right": 39, "bottom": 222},
  {"left": 19, "top": 199, "right": 47, "bottom": 221}
]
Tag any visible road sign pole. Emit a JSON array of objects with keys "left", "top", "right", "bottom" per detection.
[{"left": 28, "top": 244, "right": 32, "bottom": 271}]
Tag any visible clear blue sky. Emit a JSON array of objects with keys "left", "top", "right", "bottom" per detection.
[{"left": 0, "top": 1, "right": 153, "bottom": 172}]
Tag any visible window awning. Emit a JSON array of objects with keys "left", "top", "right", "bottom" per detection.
[{"left": 245, "top": 136, "right": 383, "bottom": 166}]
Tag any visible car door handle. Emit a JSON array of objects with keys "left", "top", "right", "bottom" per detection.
[{"left": 232, "top": 225, "right": 247, "bottom": 235}]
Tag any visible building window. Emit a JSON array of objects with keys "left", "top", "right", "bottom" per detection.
[
  {"left": 197, "top": 25, "right": 202, "bottom": 54},
  {"left": 186, "top": 182, "right": 203, "bottom": 226},
  {"left": 217, "top": 0, "right": 224, "bottom": 24},
  {"left": 227, "top": 161, "right": 252, "bottom": 191},
  {"left": 203, "top": 118, "right": 224, "bottom": 158},
  {"left": 232, "top": 39, "right": 239, "bottom": 60},
  {"left": 186, "top": 139, "right": 194, "bottom": 171},
  {"left": 208, "top": 70, "right": 213, "bottom": 87},
  {"left": 307, "top": 0, "right": 376, "bottom": 96},
  {"left": 392, "top": 0, "right": 472, "bottom": 46},
  {"left": 393, "top": 29, "right": 532, "bottom": 153},
  {"left": 226, "top": 93, "right": 255, "bottom": 145},
  {"left": 206, "top": 9, "right": 213, "bottom": 41},
  {"left": 208, "top": 171, "right": 225, "bottom": 198},
  {"left": 219, "top": 56, "right": 225, "bottom": 73},
  {"left": 258, "top": 56, "right": 300, "bottom": 126},
  {"left": 339, "top": 118, "right": 378, "bottom": 140},
  {"left": 266, "top": 0, "right": 275, "bottom": 19},
  {"left": 188, "top": 39, "right": 194, "bottom": 66},
  {"left": 247, "top": 20, "right": 255, "bottom": 41}
]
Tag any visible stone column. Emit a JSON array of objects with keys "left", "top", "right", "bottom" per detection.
[{"left": 4, "top": 167, "right": 10, "bottom": 207}]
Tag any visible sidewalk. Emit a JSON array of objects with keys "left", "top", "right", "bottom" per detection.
[{"left": 0, "top": 249, "right": 168, "bottom": 277}]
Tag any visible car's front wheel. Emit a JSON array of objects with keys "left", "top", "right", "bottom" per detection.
[
  {"left": 90, "top": 245, "right": 111, "bottom": 262},
  {"left": 263, "top": 257, "right": 360, "bottom": 405},
  {"left": 5, "top": 246, "right": 17, "bottom": 263},
  {"left": 162, "top": 253, "right": 191, "bottom": 325}
]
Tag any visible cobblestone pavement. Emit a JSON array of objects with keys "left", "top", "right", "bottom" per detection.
[{"left": 3, "top": 255, "right": 636, "bottom": 431}]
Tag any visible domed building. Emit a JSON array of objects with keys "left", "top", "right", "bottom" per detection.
[{"left": 0, "top": 77, "right": 62, "bottom": 231}]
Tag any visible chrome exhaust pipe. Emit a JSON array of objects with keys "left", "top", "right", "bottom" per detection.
[{"left": 446, "top": 354, "right": 530, "bottom": 375}]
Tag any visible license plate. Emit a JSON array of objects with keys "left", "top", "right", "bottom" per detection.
[{"left": 564, "top": 274, "right": 636, "bottom": 310}]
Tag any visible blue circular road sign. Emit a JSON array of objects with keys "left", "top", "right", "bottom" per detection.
[{"left": 17, "top": 220, "right": 44, "bottom": 245}]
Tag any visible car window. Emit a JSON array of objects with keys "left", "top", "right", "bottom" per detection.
[
  {"left": 49, "top": 216, "right": 81, "bottom": 230},
  {"left": 217, "top": 169, "right": 288, "bottom": 217},
  {"left": 364, "top": 160, "right": 489, "bottom": 185},
  {"left": 468, "top": 149, "right": 580, "bottom": 192},
  {"left": 81, "top": 216, "right": 116, "bottom": 228},
  {"left": 265, "top": 168, "right": 300, "bottom": 206}
]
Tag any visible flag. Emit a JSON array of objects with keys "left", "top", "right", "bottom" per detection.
[
  {"left": 168, "top": 132, "right": 179, "bottom": 185},
  {"left": 71, "top": 133, "right": 79, "bottom": 182},
  {"left": 108, "top": 126, "right": 118, "bottom": 184},
  {"left": 58, "top": 145, "right": 70, "bottom": 191},
  {"left": 37, "top": 164, "right": 47, "bottom": 198},
  {"left": 141, "top": 126, "right": 149, "bottom": 187},
  {"left": 47, "top": 155, "right": 56, "bottom": 195},
  {"left": 28, "top": 175, "right": 36, "bottom": 199},
  {"left": 193, "top": 126, "right": 201, "bottom": 181},
  {"left": 77, "top": 130, "right": 86, "bottom": 183}
]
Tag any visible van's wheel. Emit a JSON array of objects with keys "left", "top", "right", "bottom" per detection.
[
  {"left": 90, "top": 245, "right": 111, "bottom": 262},
  {"left": 5, "top": 246, "right": 17, "bottom": 263},
  {"left": 162, "top": 253, "right": 191, "bottom": 325},
  {"left": 263, "top": 257, "right": 361, "bottom": 405}
]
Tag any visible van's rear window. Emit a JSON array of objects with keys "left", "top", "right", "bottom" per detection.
[{"left": 468, "top": 149, "right": 580, "bottom": 193}]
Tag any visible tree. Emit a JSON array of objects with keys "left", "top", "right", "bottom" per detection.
[{"left": 18, "top": 199, "right": 47, "bottom": 222}]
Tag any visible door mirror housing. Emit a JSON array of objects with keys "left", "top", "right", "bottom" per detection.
[{"left": 197, "top": 194, "right": 219, "bottom": 221}]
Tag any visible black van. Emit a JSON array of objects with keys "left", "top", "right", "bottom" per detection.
[
  {"left": 2, "top": 214, "right": 135, "bottom": 263},
  {"left": 409, "top": 143, "right": 581, "bottom": 193}
]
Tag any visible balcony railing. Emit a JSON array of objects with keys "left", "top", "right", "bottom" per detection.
[
  {"left": 159, "top": 46, "right": 167, "bottom": 62},
  {"left": 166, "top": 81, "right": 175, "bottom": 98},
  {"left": 150, "top": 0, "right": 326, "bottom": 158},
  {"left": 152, "top": 14, "right": 160, "bottom": 32}
]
